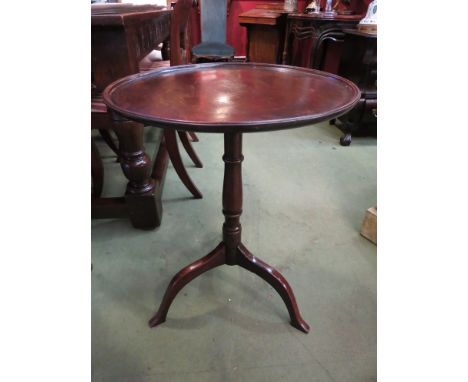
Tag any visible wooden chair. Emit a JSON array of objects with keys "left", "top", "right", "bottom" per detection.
[
  {"left": 139, "top": 1, "right": 190, "bottom": 72},
  {"left": 191, "top": 0, "right": 234, "bottom": 63},
  {"left": 143, "top": 0, "right": 203, "bottom": 192},
  {"left": 139, "top": 0, "right": 198, "bottom": 145}
]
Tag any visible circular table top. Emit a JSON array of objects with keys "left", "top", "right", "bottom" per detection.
[{"left": 103, "top": 63, "right": 360, "bottom": 133}]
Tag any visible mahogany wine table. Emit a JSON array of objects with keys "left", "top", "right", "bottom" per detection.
[{"left": 103, "top": 63, "right": 360, "bottom": 333}]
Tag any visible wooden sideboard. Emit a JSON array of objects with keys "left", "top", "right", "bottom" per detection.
[
  {"left": 239, "top": 7, "right": 288, "bottom": 64},
  {"left": 239, "top": 4, "right": 363, "bottom": 72},
  {"left": 282, "top": 13, "right": 362, "bottom": 73}
]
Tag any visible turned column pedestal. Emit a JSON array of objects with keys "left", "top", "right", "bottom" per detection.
[{"left": 148, "top": 132, "right": 310, "bottom": 333}]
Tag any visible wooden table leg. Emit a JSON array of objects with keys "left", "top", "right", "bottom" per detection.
[
  {"left": 237, "top": 243, "right": 310, "bottom": 333},
  {"left": 149, "top": 242, "right": 226, "bottom": 327},
  {"left": 149, "top": 132, "right": 309, "bottom": 333},
  {"left": 113, "top": 119, "right": 161, "bottom": 229}
]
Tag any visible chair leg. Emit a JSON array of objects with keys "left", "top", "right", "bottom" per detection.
[
  {"left": 151, "top": 133, "right": 169, "bottom": 180},
  {"left": 164, "top": 129, "right": 202, "bottom": 199},
  {"left": 178, "top": 131, "right": 203, "bottom": 168},
  {"left": 91, "top": 138, "right": 104, "bottom": 198},
  {"left": 99, "top": 129, "right": 119, "bottom": 157},
  {"left": 188, "top": 132, "right": 199, "bottom": 142}
]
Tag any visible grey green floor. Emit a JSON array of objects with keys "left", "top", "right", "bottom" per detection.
[{"left": 92, "top": 122, "right": 377, "bottom": 382}]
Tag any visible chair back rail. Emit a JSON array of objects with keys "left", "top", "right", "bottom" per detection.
[
  {"left": 200, "top": 0, "right": 227, "bottom": 44},
  {"left": 170, "top": 0, "right": 194, "bottom": 65}
]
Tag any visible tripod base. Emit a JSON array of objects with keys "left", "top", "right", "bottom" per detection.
[{"left": 149, "top": 241, "right": 310, "bottom": 333}]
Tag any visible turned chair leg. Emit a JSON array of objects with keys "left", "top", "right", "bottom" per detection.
[
  {"left": 164, "top": 129, "right": 203, "bottom": 199},
  {"left": 178, "top": 131, "right": 203, "bottom": 168}
]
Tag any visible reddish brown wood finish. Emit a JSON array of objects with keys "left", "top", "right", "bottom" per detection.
[
  {"left": 237, "top": 243, "right": 309, "bottom": 333},
  {"left": 104, "top": 63, "right": 360, "bottom": 132},
  {"left": 149, "top": 133, "right": 309, "bottom": 332},
  {"left": 111, "top": 117, "right": 161, "bottom": 229},
  {"left": 148, "top": 242, "right": 226, "bottom": 327},
  {"left": 153, "top": 0, "right": 204, "bottom": 196},
  {"left": 104, "top": 63, "right": 360, "bottom": 332},
  {"left": 162, "top": 0, "right": 204, "bottom": 178},
  {"left": 188, "top": 132, "right": 199, "bottom": 142},
  {"left": 140, "top": 0, "right": 194, "bottom": 71},
  {"left": 177, "top": 130, "right": 203, "bottom": 168},
  {"left": 91, "top": 5, "right": 172, "bottom": 229},
  {"left": 164, "top": 129, "right": 202, "bottom": 199},
  {"left": 91, "top": 4, "right": 171, "bottom": 93},
  {"left": 239, "top": 7, "right": 290, "bottom": 64}
]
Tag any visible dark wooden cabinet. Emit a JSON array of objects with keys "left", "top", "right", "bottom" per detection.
[
  {"left": 335, "top": 29, "right": 377, "bottom": 146},
  {"left": 282, "top": 13, "right": 362, "bottom": 73}
]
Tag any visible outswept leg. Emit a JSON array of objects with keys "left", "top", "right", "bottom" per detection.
[
  {"left": 237, "top": 243, "right": 310, "bottom": 333},
  {"left": 188, "top": 132, "right": 199, "bottom": 142},
  {"left": 149, "top": 242, "right": 226, "bottom": 327},
  {"left": 149, "top": 131, "right": 308, "bottom": 333},
  {"left": 178, "top": 131, "right": 203, "bottom": 168},
  {"left": 164, "top": 129, "right": 203, "bottom": 199}
]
